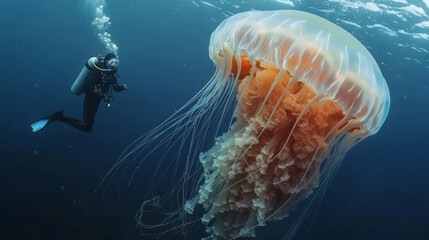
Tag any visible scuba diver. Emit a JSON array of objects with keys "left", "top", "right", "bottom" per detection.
[{"left": 31, "top": 53, "right": 128, "bottom": 132}]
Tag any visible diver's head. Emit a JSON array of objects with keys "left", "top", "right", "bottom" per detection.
[{"left": 105, "top": 53, "right": 119, "bottom": 68}]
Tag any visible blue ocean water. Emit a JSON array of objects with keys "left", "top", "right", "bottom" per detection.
[{"left": 1, "top": 0, "right": 428, "bottom": 239}]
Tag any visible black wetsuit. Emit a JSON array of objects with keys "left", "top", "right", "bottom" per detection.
[{"left": 58, "top": 62, "right": 126, "bottom": 132}]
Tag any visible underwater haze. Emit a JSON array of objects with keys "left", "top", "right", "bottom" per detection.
[{"left": 1, "top": 0, "right": 429, "bottom": 239}]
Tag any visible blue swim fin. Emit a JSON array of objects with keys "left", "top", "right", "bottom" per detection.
[
  {"left": 31, "top": 110, "right": 64, "bottom": 132},
  {"left": 31, "top": 119, "right": 50, "bottom": 132}
]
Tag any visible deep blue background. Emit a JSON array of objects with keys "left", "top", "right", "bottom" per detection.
[{"left": 1, "top": 0, "right": 428, "bottom": 239}]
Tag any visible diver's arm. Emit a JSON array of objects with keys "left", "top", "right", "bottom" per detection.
[{"left": 112, "top": 77, "right": 128, "bottom": 92}]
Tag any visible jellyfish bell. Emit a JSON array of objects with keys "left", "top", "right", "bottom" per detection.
[{"left": 109, "top": 10, "right": 390, "bottom": 240}]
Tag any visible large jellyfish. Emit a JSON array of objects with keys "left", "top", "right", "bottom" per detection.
[{"left": 111, "top": 10, "right": 390, "bottom": 240}]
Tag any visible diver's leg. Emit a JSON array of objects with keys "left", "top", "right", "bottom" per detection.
[
  {"left": 82, "top": 93, "right": 102, "bottom": 131},
  {"left": 58, "top": 94, "right": 101, "bottom": 132}
]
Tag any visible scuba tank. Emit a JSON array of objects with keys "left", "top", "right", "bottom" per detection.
[
  {"left": 71, "top": 57, "right": 99, "bottom": 95},
  {"left": 71, "top": 53, "right": 118, "bottom": 107},
  {"left": 71, "top": 53, "right": 111, "bottom": 95}
]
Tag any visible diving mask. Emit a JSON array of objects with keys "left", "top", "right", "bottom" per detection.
[{"left": 107, "top": 58, "right": 120, "bottom": 68}]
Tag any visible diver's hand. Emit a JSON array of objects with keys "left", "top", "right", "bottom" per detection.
[{"left": 122, "top": 85, "right": 128, "bottom": 90}]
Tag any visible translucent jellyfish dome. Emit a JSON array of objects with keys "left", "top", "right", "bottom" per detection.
[
  {"left": 112, "top": 10, "right": 390, "bottom": 240},
  {"left": 209, "top": 10, "right": 390, "bottom": 134}
]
